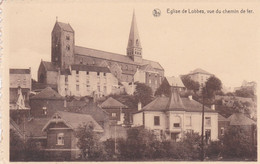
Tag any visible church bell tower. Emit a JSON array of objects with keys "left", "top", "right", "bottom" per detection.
[
  {"left": 51, "top": 20, "right": 75, "bottom": 69},
  {"left": 127, "top": 11, "right": 142, "bottom": 63}
]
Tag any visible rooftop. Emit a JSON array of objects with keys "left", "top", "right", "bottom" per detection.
[
  {"left": 100, "top": 97, "right": 128, "bottom": 109},
  {"left": 30, "top": 87, "right": 64, "bottom": 100},
  {"left": 10, "top": 68, "right": 30, "bottom": 74}
]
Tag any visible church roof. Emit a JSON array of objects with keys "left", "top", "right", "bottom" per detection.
[
  {"left": 56, "top": 21, "right": 74, "bottom": 32},
  {"left": 227, "top": 113, "right": 256, "bottom": 126},
  {"left": 10, "top": 69, "right": 31, "bottom": 74},
  {"left": 41, "top": 61, "right": 58, "bottom": 71},
  {"left": 71, "top": 64, "right": 110, "bottom": 73},
  {"left": 31, "top": 87, "right": 64, "bottom": 100},
  {"left": 188, "top": 68, "right": 213, "bottom": 75},
  {"left": 74, "top": 46, "right": 163, "bottom": 70},
  {"left": 165, "top": 76, "right": 185, "bottom": 88},
  {"left": 100, "top": 97, "right": 128, "bottom": 109}
]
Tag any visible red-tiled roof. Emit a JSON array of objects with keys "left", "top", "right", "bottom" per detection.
[
  {"left": 71, "top": 64, "right": 110, "bottom": 73},
  {"left": 228, "top": 113, "right": 256, "bottom": 126},
  {"left": 74, "top": 46, "right": 163, "bottom": 70},
  {"left": 10, "top": 69, "right": 30, "bottom": 74},
  {"left": 100, "top": 97, "right": 128, "bottom": 109},
  {"left": 30, "top": 87, "right": 64, "bottom": 100}
]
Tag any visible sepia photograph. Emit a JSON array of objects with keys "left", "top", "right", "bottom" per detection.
[{"left": 1, "top": 0, "right": 259, "bottom": 162}]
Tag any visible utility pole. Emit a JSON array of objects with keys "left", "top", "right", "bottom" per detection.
[{"left": 201, "top": 86, "right": 205, "bottom": 161}]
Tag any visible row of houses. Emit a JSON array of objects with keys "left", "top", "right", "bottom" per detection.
[{"left": 9, "top": 11, "right": 257, "bottom": 161}]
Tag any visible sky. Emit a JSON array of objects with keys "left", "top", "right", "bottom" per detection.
[{"left": 3, "top": 0, "right": 260, "bottom": 88}]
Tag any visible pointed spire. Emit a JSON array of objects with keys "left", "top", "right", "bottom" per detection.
[
  {"left": 166, "top": 87, "right": 185, "bottom": 110},
  {"left": 127, "top": 10, "right": 142, "bottom": 49}
]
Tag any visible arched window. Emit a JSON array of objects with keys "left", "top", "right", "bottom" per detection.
[
  {"left": 57, "top": 133, "right": 64, "bottom": 145},
  {"left": 136, "top": 39, "right": 139, "bottom": 46}
]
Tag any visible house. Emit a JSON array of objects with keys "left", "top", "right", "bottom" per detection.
[
  {"left": 57, "top": 64, "right": 119, "bottom": 97},
  {"left": 218, "top": 114, "right": 230, "bottom": 138},
  {"left": 100, "top": 97, "right": 129, "bottom": 125},
  {"left": 42, "top": 111, "right": 103, "bottom": 160},
  {"left": 132, "top": 84, "right": 218, "bottom": 142},
  {"left": 186, "top": 68, "right": 213, "bottom": 89},
  {"left": 38, "top": 11, "right": 164, "bottom": 97},
  {"left": 10, "top": 68, "right": 31, "bottom": 105},
  {"left": 30, "top": 87, "right": 66, "bottom": 117},
  {"left": 227, "top": 113, "right": 257, "bottom": 145}
]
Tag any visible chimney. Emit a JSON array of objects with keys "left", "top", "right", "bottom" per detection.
[
  {"left": 188, "top": 95, "right": 193, "bottom": 100},
  {"left": 138, "top": 101, "right": 142, "bottom": 111},
  {"left": 211, "top": 104, "right": 215, "bottom": 110}
]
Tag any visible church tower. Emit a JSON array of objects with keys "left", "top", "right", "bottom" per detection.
[
  {"left": 51, "top": 20, "right": 75, "bottom": 69},
  {"left": 127, "top": 11, "right": 142, "bottom": 63}
]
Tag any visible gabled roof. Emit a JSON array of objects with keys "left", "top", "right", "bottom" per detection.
[
  {"left": 228, "top": 113, "right": 256, "bottom": 126},
  {"left": 100, "top": 97, "right": 128, "bottom": 109},
  {"left": 218, "top": 114, "right": 229, "bottom": 121},
  {"left": 41, "top": 61, "right": 58, "bottom": 72},
  {"left": 43, "top": 111, "right": 103, "bottom": 132},
  {"left": 165, "top": 76, "right": 185, "bottom": 88},
  {"left": 21, "top": 117, "right": 50, "bottom": 138},
  {"left": 66, "top": 101, "right": 108, "bottom": 123},
  {"left": 10, "top": 69, "right": 30, "bottom": 74},
  {"left": 30, "top": 87, "right": 64, "bottom": 100},
  {"left": 55, "top": 22, "right": 74, "bottom": 32},
  {"left": 74, "top": 46, "right": 163, "bottom": 70},
  {"left": 188, "top": 68, "right": 213, "bottom": 75},
  {"left": 71, "top": 64, "right": 110, "bottom": 73}
]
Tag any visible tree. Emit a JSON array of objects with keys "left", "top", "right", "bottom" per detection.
[
  {"left": 181, "top": 75, "right": 200, "bottom": 93},
  {"left": 133, "top": 82, "right": 153, "bottom": 107},
  {"left": 75, "top": 122, "right": 106, "bottom": 160},
  {"left": 117, "top": 127, "right": 160, "bottom": 160},
  {"left": 221, "top": 126, "right": 257, "bottom": 159},
  {"left": 10, "top": 129, "right": 26, "bottom": 161},
  {"left": 235, "top": 87, "right": 255, "bottom": 98},
  {"left": 204, "top": 76, "right": 222, "bottom": 99}
]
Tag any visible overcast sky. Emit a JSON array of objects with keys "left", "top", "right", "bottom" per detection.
[{"left": 4, "top": 1, "right": 260, "bottom": 88}]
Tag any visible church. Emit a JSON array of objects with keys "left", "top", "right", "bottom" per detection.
[{"left": 38, "top": 11, "right": 164, "bottom": 97}]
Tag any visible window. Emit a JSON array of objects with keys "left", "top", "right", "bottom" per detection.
[
  {"left": 66, "top": 45, "right": 70, "bottom": 51},
  {"left": 185, "top": 116, "right": 192, "bottom": 126},
  {"left": 155, "top": 80, "right": 157, "bottom": 85},
  {"left": 76, "top": 70, "right": 79, "bottom": 74},
  {"left": 112, "top": 113, "right": 117, "bottom": 117},
  {"left": 174, "top": 123, "right": 180, "bottom": 127},
  {"left": 76, "top": 85, "right": 79, "bottom": 91},
  {"left": 97, "top": 72, "right": 100, "bottom": 76},
  {"left": 205, "top": 117, "right": 211, "bottom": 127},
  {"left": 86, "top": 71, "right": 89, "bottom": 75},
  {"left": 42, "top": 107, "right": 47, "bottom": 115},
  {"left": 97, "top": 85, "right": 100, "bottom": 92},
  {"left": 154, "top": 116, "right": 160, "bottom": 126},
  {"left": 66, "top": 35, "right": 70, "bottom": 40},
  {"left": 149, "top": 79, "right": 152, "bottom": 84},
  {"left": 173, "top": 116, "right": 181, "bottom": 128},
  {"left": 65, "top": 76, "right": 68, "bottom": 83},
  {"left": 57, "top": 133, "right": 64, "bottom": 145},
  {"left": 103, "top": 73, "right": 106, "bottom": 76},
  {"left": 220, "top": 127, "right": 225, "bottom": 135}
]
